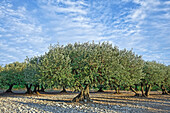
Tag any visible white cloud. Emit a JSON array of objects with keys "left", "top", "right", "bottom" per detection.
[
  {"left": 0, "top": 0, "right": 170, "bottom": 65},
  {"left": 0, "top": 1, "right": 50, "bottom": 65},
  {"left": 164, "top": 1, "right": 170, "bottom": 5},
  {"left": 130, "top": 9, "right": 146, "bottom": 21},
  {"left": 36, "top": 0, "right": 109, "bottom": 43}
]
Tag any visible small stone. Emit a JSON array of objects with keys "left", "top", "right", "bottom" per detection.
[{"left": 84, "top": 99, "right": 87, "bottom": 102}]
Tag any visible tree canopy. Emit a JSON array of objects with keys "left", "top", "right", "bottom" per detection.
[{"left": 0, "top": 41, "right": 169, "bottom": 98}]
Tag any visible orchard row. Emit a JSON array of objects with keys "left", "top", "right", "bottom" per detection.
[{"left": 0, "top": 42, "right": 169, "bottom": 102}]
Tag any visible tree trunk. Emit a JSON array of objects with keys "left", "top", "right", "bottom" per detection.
[
  {"left": 37, "top": 85, "right": 40, "bottom": 91},
  {"left": 40, "top": 85, "right": 45, "bottom": 92},
  {"left": 25, "top": 84, "right": 33, "bottom": 94},
  {"left": 60, "top": 86, "right": 67, "bottom": 93},
  {"left": 33, "top": 84, "right": 40, "bottom": 94},
  {"left": 141, "top": 83, "right": 146, "bottom": 97},
  {"left": 97, "top": 87, "right": 104, "bottom": 92},
  {"left": 5, "top": 84, "right": 14, "bottom": 93},
  {"left": 145, "top": 84, "right": 151, "bottom": 97},
  {"left": 113, "top": 85, "right": 120, "bottom": 94},
  {"left": 72, "top": 84, "right": 92, "bottom": 102},
  {"left": 135, "top": 84, "right": 138, "bottom": 91},
  {"left": 161, "top": 85, "right": 169, "bottom": 95},
  {"left": 130, "top": 86, "right": 139, "bottom": 96},
  {"left": 145, "top": 84, "right": 148, "bottom": 96}
]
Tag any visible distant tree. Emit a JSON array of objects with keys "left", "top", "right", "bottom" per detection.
[
  {"left": 109, "top": 49, "right": 144, "bottom": 96},
  {"left": 0, "top": 65, "right": 4, "bottom": 88},
  {"left": 94, "top": 42, "right": 114, "bottom": 92},
  {"left": 0, "top": 62, "right": 26, "bottom": 93},
  {"left": 161, "top": 65, "right": 170, "bottom": 94},
  {"left": 0, "top": 65, "right": 3, "bottom": 71},
  {"left": 167, "top": 66, "right": 170, "bottom": 93},
  {"left": 142, "top": 61, "right": 166, "bottom": 96},
  {"left": 23, "top": 57, "right": 39, "bottom": 94}
]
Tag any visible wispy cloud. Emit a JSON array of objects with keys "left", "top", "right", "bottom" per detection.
[
  {"left": 0, "top": 1, "right": 50, "bottom": 64},
  {"left": 36, "top": 0, "right": 107, "bottom": 43},
  {"left": 0, "top": 0, "right": 169, "bottom": 65}
]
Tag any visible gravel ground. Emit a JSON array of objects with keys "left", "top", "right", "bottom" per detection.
[{"left": 0, "top": 90, "right": 169, "bottom": 113}]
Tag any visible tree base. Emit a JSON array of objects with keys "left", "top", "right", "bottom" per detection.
[
  {"left": 60, "top": 90, "right": 67, "bottom": 93},
  {"left": 134, "top": 93, "right": 140, "bottom": 96},
  {"left": 5, "top": 90, "right": 13, "bottom": 93},
  {"left": 25, "top": 90, "right": 33, "bottom": 94},
  {"left": 72, "top": 84, "right": 92, "bottom": 102},
  {"left": 141, "top": 93, "right": 147, "bottom": 97},
  {"left": 33, "top": 91, "right": 40, "bottom": 95},
  {"left": 141, "top": 95, "right": 147, "bottom": 97},
  {"left": 162, "top": 92, "right": 169, "bottom": 95},
  {"left": 113, "top": 92, "right": 121, "bottom": 94},
  {"left": 72, "top": 92, "right": 92, "bottom": 102},
  {"left": 97, "top": 89, "right": 104, "bottom": 92},
  {"left": 39, "top": 90, "right": 45, "bottom": 92}
]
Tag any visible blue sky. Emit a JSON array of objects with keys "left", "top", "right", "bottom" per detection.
[{"left": 0, "top": 0, "right": 170, "bottom": 66}]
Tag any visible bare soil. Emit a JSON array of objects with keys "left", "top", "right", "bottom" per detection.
[{"left": 0, "top": 90, "right": 169, "bottom": 113}]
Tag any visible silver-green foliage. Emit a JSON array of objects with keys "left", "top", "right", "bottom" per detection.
[
  {"left": 143, "top": 61, "right": 166, "bottom": 86},
  {"left": 37, "top": 44, "right": 72, "bottom": 88},
  {"left": 0, "top": 62, "right": 26, "bottom": 87}
]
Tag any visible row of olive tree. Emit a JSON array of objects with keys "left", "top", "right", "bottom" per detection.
[{"left": 0, "top": 42, "right": 169, "bottom": 102}]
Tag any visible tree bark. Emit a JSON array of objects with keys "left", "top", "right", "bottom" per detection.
[
  {"left": 161, "top": 85, "right": 169, "bottom": 95},
  {"left": 145, "top": 84, "right": 148, "bottom": 96},
  {"left": 141, "top": 83, "right": 146, "bottom": 97},
  {"left": 33, "top": 84, "right": 40, "bottom": 94},
  {"left": 130, "top": 86, "right": 139, "bottom": 96},
  {"left": 60, "top": 86, "right": 67, "bottom": 93},
  {"left": 72, "top": 84, "right": 92, "bottom": 102},
  {"left": 40, "top": 85, "right": 45, "bottom": 92},
  {"left": 145, "top": 84, "right": 151, "bottom": 97},
  {"left": 37, "top": 85, "right": 40, "bottom": 91},
  {"left": 25, "top": 84, "right": 33, "bottom": 94},
  {"left": 5, "top": 84, "right": 14, "bottom": 93}
]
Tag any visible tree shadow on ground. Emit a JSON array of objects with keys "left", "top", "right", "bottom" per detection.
[
  {"left": 93, "top": 94, "right": 170, "bottom": 102},
  {"left": 92, "top": 97, "right": 170, "bottom": 112},
  {"left": 40, "top": 90, "right": 76, "bottom": 94},
  {"left": 91, "top": 101, "right": 158, "bottom": 113},
  {"left": 0, "top": 91, "right": 78, "bottom": 97},
  {"left": 33, "top": 98, "right": 72, "bottom": 103},
  {"left": 6, "top": 96, "right": 72, "bottom": 103}
]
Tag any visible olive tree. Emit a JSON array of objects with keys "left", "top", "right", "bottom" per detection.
[
  {"left": 0, "top": 65, "right": 4, "bottom": 88},
  {"left": 71, "top": 42, "right": 98, "bottom": 102},
  {"left": 142, "top": 61, "right": 166, "bottom": 96},
  {"left": 23, "top": 57, "right": 39, "bottom": 94},
  {"left": 70, "top": 42, "right": 116, "bottom": 102},
  {"left": 0, "top": 62, "right": 26, "bottom": 93},
  {"left": 38, "top": 44, "right": 72, "bottom": 93},
  {"left": 109, "top": 49, "right": 144, "bottom": 95},
  {"left": 160, "top": 65, "right": 170, "bottom": 95}
]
